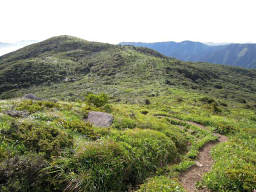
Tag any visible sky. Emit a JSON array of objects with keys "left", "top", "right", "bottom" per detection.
[{"left": 1, "top": 0, "right": 256, "bottom": 44}]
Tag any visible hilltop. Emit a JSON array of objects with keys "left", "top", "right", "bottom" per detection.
[{"left": 120, "top": 41, "right": 256, "bottom": 68}]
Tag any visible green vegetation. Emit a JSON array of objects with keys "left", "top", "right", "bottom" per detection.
[
  {"left": 200, "top": 131, "right": 256, "bottom": 191},
  {"left": 1, "top": 36, "right": 256, "bottom": 104},
  {"left": 85, "top": 93, "right": 109, "bottom": 107},
  {"left": 136, "top": 176, "right": 185, "bottom": 192},
  {"left": 0, "top": 36, "right": 255, "bottom": 191}
]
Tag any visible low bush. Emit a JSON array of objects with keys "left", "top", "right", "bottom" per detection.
[
  {"left": 66, "top": 141, "right": 129, "bottom": 192},
  {"left": 56, "top": 119, "right": 99, "bottom": 140},
  {"left": 16, "top": 100, "right": 60, "bottom": 113},
  {"left": 162, "top": 128, "right": 188, "bottom": 153},
  {"left": 111, "top": 129, "right": 178, "bottom": 184},
  {"left": 1, "top": 121, "right": 73, "bottom": 159},
  {"left": 102, "top": 104, "right": 112, "bottom": 113},
  {"left": 0, "top": 154, "right": 65, "bottom": 192},
  {"left": 214, "top": 121, "right": 236, "bottom": 134},
  {"left": 85, "top": 93, "right": 108, "bottom": 107},
  {"left": 112, "top": 117, "right": 136, "bottom": 129},
  {"left": 136, "top": 176, "right": 185, "bottom": 192}
]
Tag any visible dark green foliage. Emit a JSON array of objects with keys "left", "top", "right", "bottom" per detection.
[
  {"left": 199, "top": 97, "right": 216, "bottom": 104},
  {"left": 16, "top": 100, "right": 60, "bottom": 113},
  {"left": 140, "top": 110, "right": 149, "bottom": 115},
  {"left": 162, "top": 128, "right": 188, "bottom": 153},
  {"left": 85, "top": 93, "right": 108, "bottom": 107},
  {"left": 213, "top": 121, "right": 236, "bottom": 134},
  {"left": 1, "top": 121, "right": 73, "bottom": 159},
  {"left": 102, "top": 104, "right": 112, "bottom": 113},
  {"left": 56, "top": 119, "right": 99, "bottom": 140},
  {"left": 145, "top": 99, "right": 151, "bottom": 105},
  {"left": 0, "top": 155, "right": 65, "bottom": 192},
  {"left": 0, "top": 61, "right": 66, "bottom": 92},
  {"left": 112, "top": 117, "right": 136, "bottom": 129}
]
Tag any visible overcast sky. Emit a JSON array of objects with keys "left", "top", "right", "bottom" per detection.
[{"left": 1, "top": 0, "right": 256, "bottom": 44}]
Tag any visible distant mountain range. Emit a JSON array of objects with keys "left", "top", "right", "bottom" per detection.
[
  {"left": 120, "top": 41, "right": 256, "bottom": 68},
  {"left": 0, "top": 40, "right": 37, "bottom": 56}
]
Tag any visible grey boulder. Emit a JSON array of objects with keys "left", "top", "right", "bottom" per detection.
[
  {"left": 4, "top": 110, "right": 29, "bottom": 118},
  {"left": 87, "top": 111, "right": 113, "bottom": 127},
  {"left": 23, "top": 94, "right": 42, "bottom": 100}
]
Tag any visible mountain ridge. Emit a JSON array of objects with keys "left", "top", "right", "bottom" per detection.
[
  {"left": 1, "top": 35, "right": 256, "bottom": 104},
  {"left": 120, "top": 41, "right": 256, "bottom": 68}
]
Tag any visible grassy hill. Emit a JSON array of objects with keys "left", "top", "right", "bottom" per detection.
[
  {"left": 0, "top": 36, "right": 256, "bottom": 191},
  {"left": 120, "top": 41, "right": 256, "bottom": 68},
  {"left": 1, "top": 36, "right": 256, "bottom": 104}
]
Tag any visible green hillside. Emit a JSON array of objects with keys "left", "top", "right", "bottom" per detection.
[
  {"left": 0, "top": 36, "right": 256, "bottom": 192},
  {"left": 1, "top": 36, "right": 256, "bottom": 104}
]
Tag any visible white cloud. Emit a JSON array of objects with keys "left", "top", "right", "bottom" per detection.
[{"left": 0, "top": 0, "right": 256, "bottom": 43}]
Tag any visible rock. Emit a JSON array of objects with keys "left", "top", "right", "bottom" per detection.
[
  {"left": 23, "top": 93, "right": 42, "bottom": 100},
  {"left": 87, "top": 111, "right": 113, "bottom": 127},
  {"left": 195, "top": 161, "right": 203, "bottom": 167},
  {"left": 4, "top": 110, "right": 29, "bottom": 118}
]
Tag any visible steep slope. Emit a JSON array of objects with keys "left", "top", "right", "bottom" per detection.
[
  {"left": 120, "top": 41, "right": 256, "bottom": 68},
  {"left": 1, "top": 35, "right": 256, "bottom": 104}
]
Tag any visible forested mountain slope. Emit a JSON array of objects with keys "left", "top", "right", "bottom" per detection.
[{"left": 120, "top": 41, "right": 256, "bottom": 68}]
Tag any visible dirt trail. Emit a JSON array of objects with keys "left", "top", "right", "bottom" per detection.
[{"left": 179, "top": 121, "right": 228, "bottom": 192}]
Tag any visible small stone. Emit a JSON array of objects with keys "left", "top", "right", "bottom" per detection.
[{"left": 195, "top": 161, "right": 203, "bottom": 167}]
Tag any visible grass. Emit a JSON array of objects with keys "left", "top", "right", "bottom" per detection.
[{"left": 0, "top": 87, "right": 254, "bottom": 192}]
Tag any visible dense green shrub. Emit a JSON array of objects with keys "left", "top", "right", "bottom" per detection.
[
  {"left": 111, "top": 129, "right": 178, "bottom": 184},
  {"left": 1, "top": 121, "right": 73, "bottom": 159},
  {"left": 85, "top": 93, "right": 108, "bottom": 107},
  {"left": 136, "top": 176, "right": 185, "bottom": 192},
  {"left": 16, "top": 100, "right": 60, "bottom": 113},
  {"left": 66, "top": 141, "right": 129, "bottom": 192},
  {"left": 162, "top": 128, "right": 188, "bottom": 153},
  {"left": 214, "top": 121, "right": 236, "bottom": 134},
  {"left": 112, "top": 117, "right": 136, "bottom": 129},
  {"left": 56, "top": 119, "right": 99, "bottom": 140},
  {"left": 0, "top": 155, "right": 65, "bottom": 192},
  {"left": 102, "top": 104, "right": 112, "bottom": 113}
]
